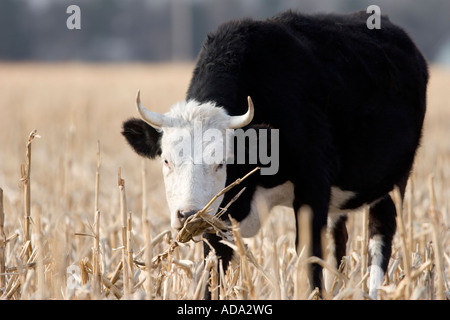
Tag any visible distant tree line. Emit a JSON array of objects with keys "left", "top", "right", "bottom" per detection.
[{"left": 0, "top": 0, "right": 449, "bottom": 62}]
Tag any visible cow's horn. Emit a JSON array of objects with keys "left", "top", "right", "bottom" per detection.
[
  {"left": 229, "top": 96, "right": 255, "bottom": 129},
  {"left": 136, "top": 90, "right": 168, "bottom": 128}
]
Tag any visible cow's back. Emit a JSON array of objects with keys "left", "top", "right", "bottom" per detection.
[
  {"left": 188, "top": 10, "right": 427, "bottom": 124},
  {"left": 274, "top": 10, "right": 428, "bottom": 121}
]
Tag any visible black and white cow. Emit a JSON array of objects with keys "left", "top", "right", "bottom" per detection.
[{"left": 122, "top": 10, "right": 428, "bottom": 299}]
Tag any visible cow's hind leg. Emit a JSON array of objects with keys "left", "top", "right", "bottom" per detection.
[{"left": 367, "top": 193, "right": 399, "bottom": 299}]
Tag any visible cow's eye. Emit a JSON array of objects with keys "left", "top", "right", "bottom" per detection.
[
  {"left": 215, "top": 163, "right": 224, "bottom": 172},
  {"left": 163, "top": 159, "right": 170, "bottom": 167}
]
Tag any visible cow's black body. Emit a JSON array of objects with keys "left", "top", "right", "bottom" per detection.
[
  {"left": 188, "top": 10, "right": 427, "bottom": 293},
  {"left": 123, "top": 10, "right": 428, "bottom": 298}
]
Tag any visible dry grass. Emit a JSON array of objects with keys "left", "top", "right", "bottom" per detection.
[{"left": 0, "top": 63, "right": 448, "bottom": 300}]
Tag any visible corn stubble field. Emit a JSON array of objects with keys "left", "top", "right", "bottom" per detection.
[{"left": 0, "top": 63, "right": 448, "bottom": 300}]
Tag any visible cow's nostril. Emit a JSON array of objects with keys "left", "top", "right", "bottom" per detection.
[
  {"left": 177, "top": 209, "right": 197, "bottom": 225},
  {"left": 184, "top": 210, "right": 197, "bottom": 220}
]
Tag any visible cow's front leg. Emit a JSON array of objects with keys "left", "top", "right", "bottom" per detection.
[{"left": 202, "top": 232, "right": 234, "bottom": 300}]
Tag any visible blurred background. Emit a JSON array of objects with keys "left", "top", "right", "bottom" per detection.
[
  {"left": 1, "top": 0, "right": 450, "bottom": 65},
  {"left": 0, "top": 0, "right": 449, "bottom": 300}
]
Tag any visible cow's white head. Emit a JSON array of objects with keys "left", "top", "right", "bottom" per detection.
[{"left": 122, "top": 91, "right": 254, "bottom": 230}]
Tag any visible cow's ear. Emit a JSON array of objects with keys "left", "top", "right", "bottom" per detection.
[{"left": 122, "top": 118, "right": 162, "bottom": 159}]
